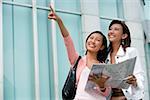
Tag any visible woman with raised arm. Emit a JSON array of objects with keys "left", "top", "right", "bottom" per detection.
[
  {"left": 106, "top": 20, "right": 144, "bottom": 100},
  {"left": 48, "top": 6, "right": 111, "bottom": 100}
]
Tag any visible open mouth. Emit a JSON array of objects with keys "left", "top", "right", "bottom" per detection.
[{"left": 88, "top": 43, "right": 96, "bottom": 48}]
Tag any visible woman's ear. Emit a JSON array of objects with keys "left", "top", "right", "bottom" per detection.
[{"left": 122, "top": 33, "right": 128, "bottom": 39}]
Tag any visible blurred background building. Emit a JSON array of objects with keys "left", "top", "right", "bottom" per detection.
[{"left": 0, "top": 0, "right": 150, "bottom": 100}]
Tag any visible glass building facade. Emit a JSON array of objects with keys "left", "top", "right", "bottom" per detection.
[{"left": 0, "top": 0, "right": 150, "bottom": 100}]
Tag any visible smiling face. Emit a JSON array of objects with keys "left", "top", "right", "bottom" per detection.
[
  {"left": 86, "top": 33, "right": 104, "bottom": 53},
  {"left": 108, "top": 23, "right": 126, "bottom": 44}
]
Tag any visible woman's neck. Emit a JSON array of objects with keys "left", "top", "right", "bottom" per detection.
[
  {"left": 111, "top": 42, "right": 121, "bottom": 54},
  {"left": 86, "top": 52, "right": 99, "bottom": 68},
  {"left": 86, "top": 52, "right": 97, "bottom": 60},
  {"left": 110, "top": 42, "right": 121, "bottom": 64}
]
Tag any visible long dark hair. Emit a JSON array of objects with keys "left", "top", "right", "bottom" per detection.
[
  {"left": 108, "top": 20, "right": 131, "bottom": 53},
  {"left": 85, "top": 31, "right": 107, "bottom": 62}
]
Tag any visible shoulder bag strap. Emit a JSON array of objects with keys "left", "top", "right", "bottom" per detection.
[{"left": 73, "top": 56, "right": 81, "bottom": 70}]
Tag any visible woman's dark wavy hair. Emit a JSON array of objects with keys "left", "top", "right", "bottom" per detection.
[
  {"left": 107, "top": 20, "right": 131, "bottom": 53},
  {"left": 85, "top": 31, "right": 107, "bottom": 62}
]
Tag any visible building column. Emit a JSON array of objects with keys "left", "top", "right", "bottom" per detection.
[
  {"left": 80, "top": 0, "right": 100, "bottom": 52},
  {"left": 143, "top": 0, "right": 150, "bottom": 98},
  {"left": 0, "top": 0, "right": 4, "bottom": 99},
  {"left": 123, "top": 0, "right": 149, "bottom": 99}
]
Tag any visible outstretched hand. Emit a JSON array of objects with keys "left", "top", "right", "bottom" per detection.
[
  {"left": 88, "top": 73, "right": 109, "bottom": 88},
  {"left": 125, "top": 74, "right": 137, "bottom": 87},
  {"left": 48, "top": 5, "right": 69, "bottom": 37},
  {"left": 48, "top": 5, "right": 60, "bottom": 21}
]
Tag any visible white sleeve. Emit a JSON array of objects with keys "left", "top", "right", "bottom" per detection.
[{"left": 130, "top": 48, "right": 144, "bottom": 99}]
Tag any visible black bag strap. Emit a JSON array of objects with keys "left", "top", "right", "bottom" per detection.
[{"left": 73, "top": 56, "right": 81, "bottom": 70}]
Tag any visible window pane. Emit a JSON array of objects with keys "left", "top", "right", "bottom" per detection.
[
  {"left": 99, "top": 0, "right": 124, "bottom": 18},
  {"left": 3, "top": 0, "right": 13, "bottom": 1},
  {"left": 117, "top": 0, "right": 124, "bottom": 19},
  {"left": 56, "top": 12, "right": 81, "bottom": 99},
  {"left": 145, "top": 44, "right": 150, "bottom": 92},
  {"left": 13, "top": 6, "right": 34, "bottom": 100},
  {"left": 144, "top": 0, "right": 150, "bottom": 20},
  {"left": 99, "top": 0, "right": 117, "bottom": 18},
  {"left": 37, "top": 0, "right": 50, "bottom": 7},
  {"left": 55, "top": 0, "right": 80, "bottom": 12},
  {"left": 14, "top": 0, "right": 31, "bottom": 4},
  {"left": 100, "top": 19, "right": 111, "bottom": 36},
  {"left": 100, "top": 19, "right": 112, "bottom": 45},
  {"left": 3, "top": 4, "right": 15, "bottom": 100},
  {"left": 37, "top": 9, "right": 52, "bottom": 100}
]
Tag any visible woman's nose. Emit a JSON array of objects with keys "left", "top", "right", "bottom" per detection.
[
  {"left": 108, "top": 30, "right": 113, "bottom": 35},
  {"left": 91, "top": 39, "right": 96, "bottom": 43}
]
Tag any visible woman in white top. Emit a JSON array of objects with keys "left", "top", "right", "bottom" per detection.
[{"left": 106, "top": 20, "right": 144, "bottom": 100}]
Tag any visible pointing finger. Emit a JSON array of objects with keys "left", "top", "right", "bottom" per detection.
[{"left": 50, "top": 5, "right": 54, "bottom": 12}]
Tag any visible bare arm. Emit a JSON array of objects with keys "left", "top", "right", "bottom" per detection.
[{"left": 48, "top": 6, "right": 69, "bottom": 37}]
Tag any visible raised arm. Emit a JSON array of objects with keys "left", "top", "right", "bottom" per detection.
[
  {"left": 48, "top": 6, "right": 69, "bottom": 38},
  {"left": 48, "top": 6, "right": 78, "bottom": 65}
]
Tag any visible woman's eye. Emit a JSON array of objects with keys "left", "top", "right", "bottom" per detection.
[
  {"left": 89, "top": 37, "right": 94, "bottom": 39},
  {"left": 114, "top": 28, "right": 120, "bottom": 31},
  {"left": 109, "top": 27, "right": 120, "bottom": 31}
]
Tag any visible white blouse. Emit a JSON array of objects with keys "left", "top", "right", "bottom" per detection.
[
  {"left": 106, "top": 46, "right": 144, "bottom": 100},
  {"left": 74, "top": 67, "right": 106, "bottom": 100}
]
